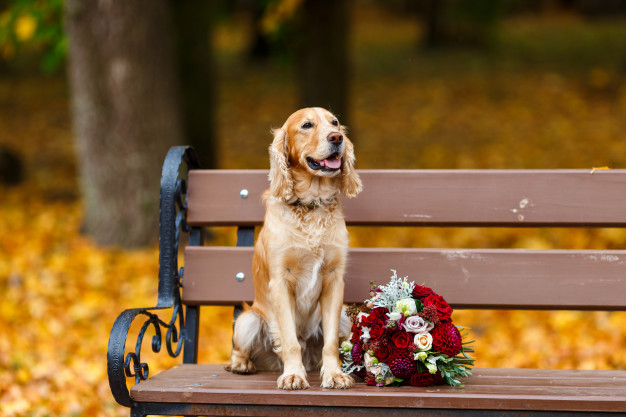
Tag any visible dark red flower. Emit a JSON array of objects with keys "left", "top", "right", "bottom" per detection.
[
  {"left": 412, "top": 285, "right": 434, "bottom": 300},
  {"left": 351, "top": 365, "right": 367, "bottom": 379},
  {"left": 373, "top": 340, "right": 392, "bottom": 363},
  {"left": 423, "top": 293, "right": 453, "bottom": 324},
  {"left": 391, "top": 331, "right": 412, "bottom": 350},
  {"left": 363, "top": 307, "right": 388, "bottom": 324},
  {"left": 431, "top": 322, "right": 463, "bottom": 357},
  {"left": 368, "top": 321, "right": 385, "bottom": 340},
  {"left": 351, "top": 341, "right": 364, "bottom": 365},
  {"left": 350, "top": 323, "right": 362, "bottom": 343},
  {"left": 418, "top": 304, "right": 440, "bottom": 326},
  {"left": 388, "top": 351, "right": 417, "bottom": 379},
  {"left": 364, "top": 372, "right": 377, "bottom": 386},
  {"left": 409, "top": 370, "right": 444, "bottom": 386}
]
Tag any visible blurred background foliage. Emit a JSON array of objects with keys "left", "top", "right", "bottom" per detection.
[
  {"left": 2, "top": 0, "right": 626, "bottom": 415},
  {"left": 0, "top": 0, "right": 64, "bottom": 73}
]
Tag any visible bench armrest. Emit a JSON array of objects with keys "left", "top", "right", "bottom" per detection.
[
  {"left": 107, "top": 304, "right": 184, "bottom": 407},
  {"left": 107, "top": 146, "right": 200, "bottom": 407},
  {"left": 156, "top": 146, "right": 200, "bottom": 309}
]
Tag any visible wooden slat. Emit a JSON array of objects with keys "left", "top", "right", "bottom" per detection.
[
  {"left": 131, "top": 364, "right": 626, "bottom": 413},
  {"left": 186, "top": 169, "right": 626, "bottom": 227},
  {"left": 182, "top": 247, "right": 626, "bottom": 310}
]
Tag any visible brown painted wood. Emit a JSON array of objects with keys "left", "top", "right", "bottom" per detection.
[
  {"left": 186, "top": 169, "right": 626, "bottom": 227},
  {"left": 182, "top": 247, "right": 626, "bottom": 310},
  {"left": 130, "top": 364, "right": 626, "bottom": 413}
]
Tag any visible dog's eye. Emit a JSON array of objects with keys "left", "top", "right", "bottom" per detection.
[
  {"left": 301, "top": 121, "right": 313, "bottom": 129},
  {"left": 331, "top": 120, "right": 339, "bottom": 126}
]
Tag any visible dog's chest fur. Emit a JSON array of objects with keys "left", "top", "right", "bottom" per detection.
[
  {"left": 289, "top": 201, "right": 341, "bottom": 248},
  {"left": 268, "top": 200, "right": 348, "bottom": 340}
]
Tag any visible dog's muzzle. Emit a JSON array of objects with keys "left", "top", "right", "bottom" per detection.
[{"left": 306, "top": 154, "right": 342, "bottom": 172}]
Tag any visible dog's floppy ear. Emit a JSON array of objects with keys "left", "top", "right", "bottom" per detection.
[
  {"left": 268, "top": 128, "right": 294, "bottom": 200},
  {"left": 341, "top": 136, "right": 363, "bottom": 198}
]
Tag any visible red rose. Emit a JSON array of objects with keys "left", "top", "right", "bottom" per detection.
[
  {"left": 350, "top": 324, "right": 362, "bottom": 343},
  {"left": 423, "top": 293, "right": 453, "bottom": 323},
  {"left": 362, "top": 307, "right": 388, "bottom": 325},
  {"left": 412, "top": 285, "right": 434, "bottom": 300},
  {"left": 409, "top": 370, "right": 444, "bottom": 386},
  {"left": 368, "top": 321, "right": 385, "bottom": 340},
  {"left": 373, "top": 340, "right": 392, "bottom": 363},
  {"left": 391, "top": 331, "right": 412, "bottom": 350}
]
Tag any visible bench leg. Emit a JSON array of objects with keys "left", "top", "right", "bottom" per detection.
[{"left": 183, "top": 305, "right": 200, "bottom": 364}]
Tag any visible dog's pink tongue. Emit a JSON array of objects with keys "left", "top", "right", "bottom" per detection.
[{"left": 324, "top": 158, "right": 341, "bottom": 169}]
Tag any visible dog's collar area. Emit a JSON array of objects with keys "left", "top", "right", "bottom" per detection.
[
  {"left": 289, "top": 198, "right": 321, "bottom": 210},
  {"left": 288, "top": 196, "right": 336, "bottom": 210}
]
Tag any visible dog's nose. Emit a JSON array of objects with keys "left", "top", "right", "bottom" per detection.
[{"left": 327, "top": 132, "right": 343, "bottom": 144}]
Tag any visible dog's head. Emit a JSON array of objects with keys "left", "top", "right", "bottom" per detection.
[{"left": 269, "top": 108, "right": 362, "bottom": 201}]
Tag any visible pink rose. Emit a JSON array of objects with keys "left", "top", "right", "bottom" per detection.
[{"left": 403, "top": 315, "right": 434, "bottom": 333}]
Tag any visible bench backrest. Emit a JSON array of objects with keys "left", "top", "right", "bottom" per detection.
[{"left": 182, "top": 169, "right": 626, "bottom": 311}]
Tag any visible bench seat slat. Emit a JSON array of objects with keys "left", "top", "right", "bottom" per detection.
[
  {"left": 130, "top": 365, "right": 626, "bottom": 413},
  {"left": 187, "top": 169, "right": 626, "bottom": 227},
  {"left": 182, "top": 247, "right": 626, "bottom": 310}
]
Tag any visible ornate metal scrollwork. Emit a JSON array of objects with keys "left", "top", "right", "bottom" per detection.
[
  {"left": 120, "top": 297, "right": 185, "bottom": 386},
  {"left": 107, "top": 147, "right": 199, "bottom": 408}
]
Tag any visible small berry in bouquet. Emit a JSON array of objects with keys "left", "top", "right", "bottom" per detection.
[{"left": 340, "top": 270, "right": 475, "bottom": 387}]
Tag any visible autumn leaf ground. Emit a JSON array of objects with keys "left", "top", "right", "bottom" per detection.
[{"left": 2, "top": 5, "right": 626, "bottom": 416}]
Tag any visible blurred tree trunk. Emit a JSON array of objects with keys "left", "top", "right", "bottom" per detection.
[
  {"left": 423, "top": 0, "right": 444, "bottom": 49},
  {"left": 0, "top": 145, "right": 23, "bottom": 186},
  {"left": 171, "top": 0, "right": 216, "bottom": 169},
  {"left": 296, "top": 0, "right": 350, "bottom": 125},
  {"left": 247, "top": 1, "right": 272, "bottom": 62},
  {"left": 64, "top": 0, "right": 183, "bottom": 247}
]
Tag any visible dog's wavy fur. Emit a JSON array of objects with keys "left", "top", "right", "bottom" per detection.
[{"left": 228, "top": 108, "right": 362, "bottom": 390}]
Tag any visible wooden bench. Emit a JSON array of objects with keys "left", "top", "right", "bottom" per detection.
[{"left": 107, "top": 146, "right": 626, "bottom": 417}]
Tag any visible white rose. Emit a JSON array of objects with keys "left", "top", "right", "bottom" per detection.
[
  {"left": 414, "top": 332, "right": 433, "bottom": 351},
  {"left": 403, "top": 316, "right": 435, "bottom": 333}
]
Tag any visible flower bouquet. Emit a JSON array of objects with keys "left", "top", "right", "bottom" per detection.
[{"left": 341, "top": 270, "right": 475, "bottom": 387}]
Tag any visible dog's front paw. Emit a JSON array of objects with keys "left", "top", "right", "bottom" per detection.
[
  {"left": 228, "top": 356, "right": 256, "bottom": 374},
  {"left": 321, "top": 371, "right": 354, "bottom": 389},
  {"left": 277, "top": 372, "right": 309, "bottom": 390}
]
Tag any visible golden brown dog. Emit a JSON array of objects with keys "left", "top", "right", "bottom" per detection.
[{"left": 229, "top": 108, "right": 362, "bottom": 390}]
